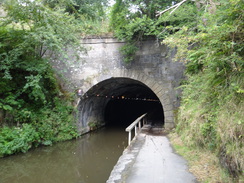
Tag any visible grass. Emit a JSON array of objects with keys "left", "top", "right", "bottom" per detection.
[{"left": 168, "top": 132, "right": 243, "bottom": 183}]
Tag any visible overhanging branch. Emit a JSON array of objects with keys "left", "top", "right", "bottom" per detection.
[{"left": 156, "top": 0, "right": 189, "bottom": 16}]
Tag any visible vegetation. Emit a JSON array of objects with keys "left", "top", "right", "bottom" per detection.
[
  {"left": 161, "top": 0, "right": 244, "bottom": 181},
  {"left": 43, "top": 0, "right": 111, "bottom": 36},
  {"left": 109, "top": 0, "right": 197, "bottom": 62},
  {"left": 109, "top": 0, "right": 244, "bottom": 180},
  {"left": 0, "top": 0, "right": 243, "bottom": 181},
  {"left": 169, "top": 132, "right": 235, "bottom": 183},
  {"left": 88, "top": 121, "right": 99, "bottom": 131},
  {"left": 0, "top": 0, "right": 112, "bottom": 157},
  {"left": 0, "top": 0, "right": 84, "bottom": 157}
]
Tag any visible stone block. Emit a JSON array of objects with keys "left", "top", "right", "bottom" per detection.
[
  {"left": 151, "top": 82, "right": 159, "bottom": 90},
  {"left": 162, "top": 97, "right": 171, "bottom": 105},
  {"left": 154, "top": 86, "right": 163, "bottom": 94},
  {"left": 164, "top": 122, "right": 175, "bottom": 129},
  {"left": 151, "top": 82, "right": 161, "bottom": 91},
  {"left": 163, "top": 104, "right": 174, "bottom": 112},
  {"left": 144, "top": 78, "right": 152, "bottom": 86},
  {"left": 165, "top": 116, "right": 174, "bottom": 122},
  {"left": 164, "top": 110, "right": 174, "bottom": 118},
  {"left": 136, "top": 73, "right": 144, "bottom": 81},
  {"left": 156, "top": 90, "right": 166, "bottom": 98}
]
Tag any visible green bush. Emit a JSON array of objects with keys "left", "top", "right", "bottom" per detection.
[
  {"left": 33, "top": 100, "right": 78, "bottom": 145},
  {"left": 0, "top": 124, "right": 39, "bottom": 157},
  {"left": 0, "top": 100, "right": 79, "bottom": 157}
]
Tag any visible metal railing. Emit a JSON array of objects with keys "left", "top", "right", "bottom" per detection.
[{"left": 125, "top": 113, "right": 147, "bottom": 146}]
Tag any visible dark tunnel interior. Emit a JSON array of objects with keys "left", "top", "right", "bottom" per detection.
[
  {"left": 102, "top": 78, "right": 164, "bottom": 127},
  {"left": 104, "top": 99, "right": 164, "bottom": 127},
  {"left": 83, "top": 77, "right": 165, "bottom": 128}
]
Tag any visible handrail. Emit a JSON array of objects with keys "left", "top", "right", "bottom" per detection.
[{"left": 125, "top": 113, "right": 147, "bottom": 146}]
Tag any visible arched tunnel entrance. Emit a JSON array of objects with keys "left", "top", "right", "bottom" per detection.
[{"left": 78, "top": 77, "right": 164, "bottom": 132}]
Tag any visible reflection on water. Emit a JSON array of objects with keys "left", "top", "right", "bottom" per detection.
[{"left": 0, "top": 127, "right": 127, "bottom": 183}]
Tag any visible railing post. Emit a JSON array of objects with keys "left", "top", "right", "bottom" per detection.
[{"left": 128, "top": 131, "right": 131, "bottom": 145}]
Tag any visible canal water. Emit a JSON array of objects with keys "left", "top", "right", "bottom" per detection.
[{"left": 0, "top": 127, "right": 128, "bottom": 183}]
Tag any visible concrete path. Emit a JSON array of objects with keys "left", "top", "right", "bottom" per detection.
[
  {"left": 107, "top": 131, "right": 198, "bottom": 183},
  {"left": 126, "top": 135, "right": 197, "bottom": 183}
]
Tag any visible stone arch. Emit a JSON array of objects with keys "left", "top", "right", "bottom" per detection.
[
  {"left": 119, "top": 71, "right": 175, "bottom": 129},
  {"left": 109, "top": 69, "right": 174, "bottom": 129},
  {"left": 50, "top": 38, "right": 183, "bottom": 133},
  {"left": 77, "top": 74, "right": 174, "bottom": 134}
]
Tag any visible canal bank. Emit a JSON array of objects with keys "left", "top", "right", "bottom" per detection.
[{"left": 107, "top": 129, "right": 198, "bottom": 183}]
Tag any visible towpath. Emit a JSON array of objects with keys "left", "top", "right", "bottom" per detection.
[{"left": 107, "top": 128, "right": 198, "bottom": 183}]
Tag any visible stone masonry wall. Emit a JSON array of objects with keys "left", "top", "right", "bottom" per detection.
[{"left": 50, "top": 38, "right": 185, "bottom": 131}]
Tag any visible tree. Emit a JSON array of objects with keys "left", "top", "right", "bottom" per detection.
[
  {"left": 43, "top": 0, "right": 109, "bottom": 20},
  {"left": 0, "top": 0, "right": 81, "bottom": 156},
  {"left": 110, "top": 0, "right": 179, "bottom": 40},
  {"left": 109, "top": 0, "right": 197, "bottom": 62},
  {"left": 0, "top": 0, "right": 85, "bottom": 109}
]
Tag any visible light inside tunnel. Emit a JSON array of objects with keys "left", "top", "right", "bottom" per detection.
[{"left": 78, "top": 77, "right": 164, "bottom": 129}]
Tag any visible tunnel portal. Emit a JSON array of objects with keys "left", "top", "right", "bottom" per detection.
[{"left": 78, "top": 77, "right": 165, "bottom": 131}]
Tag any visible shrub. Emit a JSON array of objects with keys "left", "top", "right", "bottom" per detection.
[{"left": 0, "top": 124, "right": 39, "bottom": 157}]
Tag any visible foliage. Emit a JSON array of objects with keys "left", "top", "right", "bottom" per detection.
[
  {"left": 3, "top": 0, "right": 84, "bottom": 56},
  {"left": 119, "top": 43, "right": 138, "bottom": 63},
  {"left": 79, "top": 18, "right": 111, "bottom": 37},
  {"left": 42, "top": 0, "right": 111, "bottom": 36},
  {"left": 163, "top": 0, "right": 244, "bottom": 179},
  {"left": 156, "top": 2, "right": 199, "bottom": 39},
  {"left": 0, "top": 124, "right": 39, "bottom": 157},
  {"left": 0, "top": 101, "right": 78, "bottom": 157},
  {"left": 43, "top": 0, "right": 108, "bottom": 20},
  {"left": 0, "top": 0, "right": 80, "bottom": 157},
  {"left": 109, "top": 0, "right": 197, "bottom": 62},
  {"left": 88, "top": 121, "right": 99, "bottom": 130},
  {"left": 33, "top": 99, "right": 78, "bottom": 144}
]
